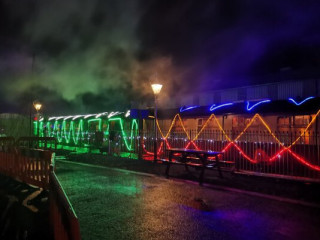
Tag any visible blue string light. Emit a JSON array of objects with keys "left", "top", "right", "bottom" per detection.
[
  {"left": 246, "top": 100, "right": 271, "bottom": 111},
  {"left": 180, "top": 106, "right": 199, "bottom": 112},
  {"left": 288, "top": 96, "right": 314, "bottom": 106},
  {"left": 209, "top": 103, "right": 233, "bottom": 112}
]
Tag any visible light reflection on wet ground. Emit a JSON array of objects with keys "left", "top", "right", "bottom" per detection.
[{"left": 56, "top": 160, "right": 320, "bottom": 240}]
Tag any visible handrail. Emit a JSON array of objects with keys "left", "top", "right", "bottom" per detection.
[
  {"left": 17, "top": 137, "right": 57, "bottom": 150},
  {"left": 0, "top": 136, "right": 15, "bottom": 143},
  {"left": 49, "top": 168, "right": 81, "bottom": 240}
]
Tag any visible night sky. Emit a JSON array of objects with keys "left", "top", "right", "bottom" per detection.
[{"left": 0, "top": 0, "right": 319, "bottom": 114}]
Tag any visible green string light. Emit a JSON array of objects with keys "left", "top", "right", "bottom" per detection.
[
  {"left": 33, "top": 122, "right": 38, "bottom": 136},
  {"left": 109, "top": 118, "right": 138, "bottom": 151},
  {"left": 39, "top": 121, "right": 44, "bottom": 137},
  {"left": 71, "top": 120, "right": 85, "bottom": 145},
  {"left": 34, "top": 117, "right": 138, "bottom": 151},
  {"left": 54, "top": 120, "right": 63, "bottom": 143},
  {"left": 88, "top": 118, "right": 102, "bottom": 131},
  {"left": 62, "top": 120, "right": 72, "bottom": 144}
]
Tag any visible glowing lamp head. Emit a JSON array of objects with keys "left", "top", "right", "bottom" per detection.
[
  {"left": 151, "top": 84, "right": 163, "bottom": 95},
  {"left": 33, "top": 101, "right": 42, "bottom": 111}
]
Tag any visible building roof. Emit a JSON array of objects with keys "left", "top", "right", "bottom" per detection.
[{"left": 157, "top": 96, "right": 320, "bottom": 119}]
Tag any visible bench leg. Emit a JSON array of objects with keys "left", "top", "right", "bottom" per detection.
[
  {"left": 165, "top": 153, "right": 172, "bottom": 178},
  {"left": 182, "top": 153, "right": 190, "bottom": 173},
  {"left": 216, "top": 156, "right": 223, "bottom": 179},
  {"left": 199, "top": 156, "right": 206, "bottom": 186},
  {"left": 184, "top": 164, "right": 190, "bottom": 172},
  {"left": 199, "top": 167, "right": 205, "bottom": 185}
]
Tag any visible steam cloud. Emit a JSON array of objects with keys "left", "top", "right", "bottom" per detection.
[{"left": 0, "top": 0, "right": 319, "bottom": 114}]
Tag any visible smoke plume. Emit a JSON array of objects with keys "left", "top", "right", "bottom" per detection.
[{"left": 0, "top": 0, "right": 319, "bottom": 114}]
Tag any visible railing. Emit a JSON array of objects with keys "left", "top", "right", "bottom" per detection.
[
  {"left": 49, "top": 170, "right": 81, "bottom": 240},
  {"left": 0, "top": 137, "right": 16, "bottom": 177},
  {"left": 41, "top": 126, "right": 320, "bottom": 180},
  {"left": 142, "top": 129, "right": 320, "bottom": 181},
  {"left": 30, "top": 127, "right": 320, "bottom": 180},
  {"left": 17, "top": 136, "right": 57, "bottom": 150},
  {"left": 17, "top": 148, "right": 53, "bottom": 189},
  {"left": 0, "top": 136, "right": 81, "bottom": 240},
  {"left": 0, "top": 137, "right": 55, "bottom": 189}
]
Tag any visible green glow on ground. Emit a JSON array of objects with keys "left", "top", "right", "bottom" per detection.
[{"left": 56, "top": 144, "right": 138, "bottom": 159}]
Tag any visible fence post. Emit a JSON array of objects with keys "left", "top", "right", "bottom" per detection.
[{"left": 138, "top": 119, "right": 144, "bottom": 160}]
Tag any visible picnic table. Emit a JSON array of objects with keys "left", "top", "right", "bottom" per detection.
[{"left": 165, "top": 148, "right": 224, "bottom": 185}]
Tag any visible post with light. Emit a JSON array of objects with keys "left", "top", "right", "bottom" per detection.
[
  {"left": 151, "top": 83, "right": 162, "bottom": 163},
  {"left": 33, "top": 101, "right": 42, "bottom": 138}
]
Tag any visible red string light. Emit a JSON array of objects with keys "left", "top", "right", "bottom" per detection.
[{"left": 142, "top": 113, "right": 320, "bottom": 172}]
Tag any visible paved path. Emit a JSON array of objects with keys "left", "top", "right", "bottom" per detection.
[
  {"left": 0, "top": 174, "right": 51, "bottom": 240},
  {"left": 56, "top": 160, "right": 320, "bottom": 240}
]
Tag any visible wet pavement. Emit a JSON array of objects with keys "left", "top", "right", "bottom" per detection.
[
  {"left": 65, "top": 153, "right": 320, "bottom": 204},
  {"left": 0, "top": 175, "right": 51, "bottom": 240},
  {"left": 56, "top": 160, "right": 320, "bottom": 240}
]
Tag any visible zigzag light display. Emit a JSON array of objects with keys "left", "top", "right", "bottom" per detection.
[
  {"left": 143, "top": 111, "right": 320, "bottom": 172},
  {"left": 35, "top": 117, "right": 139, "bottom": 151},
  {"left": 34, "top": 109, "right": 320, "bottom": 171},
  {"left": 109, "top": 118, "right": 138, "bottom": 151}
]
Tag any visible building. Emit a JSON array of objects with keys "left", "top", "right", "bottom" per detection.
[{"left": 173, "top": 79, "right": 320, "bottom": 108}]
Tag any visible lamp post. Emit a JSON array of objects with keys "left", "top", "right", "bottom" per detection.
[
  {"left": 33, "top": 101, "right": 42, "bottom": 137},
  {"left": 151, "top": 83, "right": 162, "bottom": 162}
]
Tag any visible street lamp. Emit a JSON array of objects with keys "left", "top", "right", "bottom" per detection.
[
  {"left": 33, "top": 102, "right": 42, "bottom": 112},
  {"left": 33, "top": 100, "right": 42, "bottom": 137},
  {"left": 151, "top": 83, "right": 162, "bottom": 162}
]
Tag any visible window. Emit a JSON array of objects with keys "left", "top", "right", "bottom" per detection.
[
  {"left": 294, "top": 115, "right": 311, "bottom": 127},
  {"left": 277, "top": 117, "right": 291, "bottom": 127},
  {"left": 233, "top": 117, "right": 245, "bottom": 128}
]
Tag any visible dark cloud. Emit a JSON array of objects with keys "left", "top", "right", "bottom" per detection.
[
  {"left": 13, "top": 85, "right": 75, "bottom": 115},
  {"left": 0, "top": 0, "right": 319, "bottom": 114},
  {"left": 137, "top": 0, "right": 241, "bottom": 62},
  {"left": 138, "top": 0, "right": 320, "bottom": 89}
]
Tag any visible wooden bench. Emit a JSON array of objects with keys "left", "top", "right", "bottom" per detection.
[{"left": 165, "top": 148, "right": 224, "bottom": 185}]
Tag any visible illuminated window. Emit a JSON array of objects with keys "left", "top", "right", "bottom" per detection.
[
  {"left": 245, "top": 117, "right": 260, "bottom": 127},
  {"left": 294, "top": 115, "right": 311, "bottom": 127},
  {"left": 232, "top": 117, "right": 245, "bottom": 128},
  {"left": 277, "top": 116, "right": 291, "bottom": 127}
]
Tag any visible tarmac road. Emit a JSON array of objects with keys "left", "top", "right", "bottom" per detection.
[
  {"left": 0, "top": 175, "right": 51, "bottom": 240},
  {"left": 56, "top": 160, "right": 320, "bottom": 240}
]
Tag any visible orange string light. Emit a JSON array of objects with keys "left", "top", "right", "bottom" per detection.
[{"left": 146, "top": 112, "right": 320, "bottom": 171}]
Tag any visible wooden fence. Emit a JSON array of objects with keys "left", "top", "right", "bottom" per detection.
[
  {"left": 0, "top": 136, "right": 81, "bottom": 240},
  {"left": 0, "top": 137, "right": 16, "bottom": 177}
]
